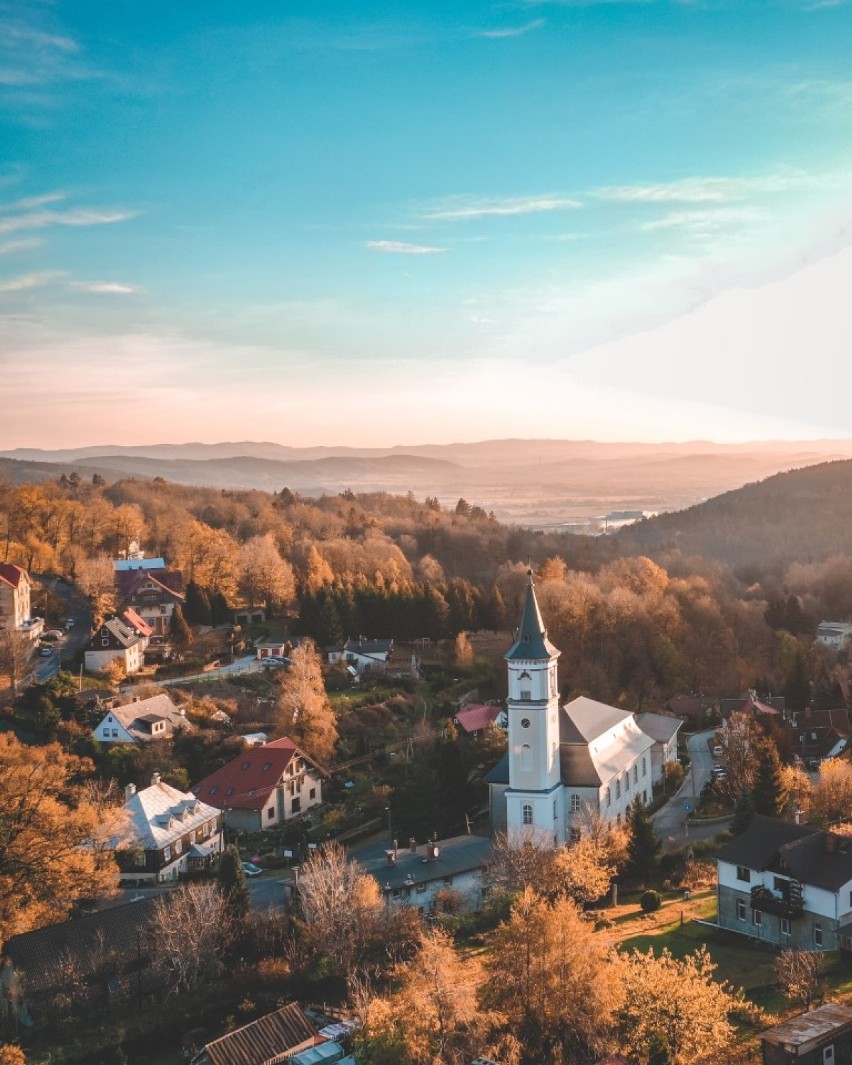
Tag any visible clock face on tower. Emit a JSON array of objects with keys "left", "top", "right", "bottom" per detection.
[{"left": 521, "top": 718, "right": 531, "bottom": 728}]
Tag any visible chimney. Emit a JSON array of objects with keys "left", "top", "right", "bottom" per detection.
[
  {"left": 427, "top": 841, "right": 440, "bottom": 860},
  {"left": 385, "top": 849, "right": 396, "bottom": 866},
  {"left": 393, "top": 838, "right": 398, "bottom": 859},
  {"left": 151, "top": 772, "right": 161, "bottom": 787},
  {"left": 409, "top": 837, "right": 417, "bottom": 853},
  {"left": 125, "top": 783, "right": 136, "bottom": 800}
]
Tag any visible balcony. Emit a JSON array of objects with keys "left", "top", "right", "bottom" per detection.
[{"left": 750, "top": 881, "right": 804, "bottom": 920}]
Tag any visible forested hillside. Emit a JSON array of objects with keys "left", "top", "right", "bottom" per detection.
[{"left": 3, "top": 464, "right": 852, "bottom": 711}]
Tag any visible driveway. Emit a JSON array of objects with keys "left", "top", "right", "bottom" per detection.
[
  {"left": 153, "top": 655, "right": 264, "bottom": 687},
  {"left": 653, "top": 728, "right": 727, "bottom": 849}
]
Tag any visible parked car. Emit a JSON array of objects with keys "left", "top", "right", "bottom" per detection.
[
  {"left": 41, "top": 629, "right": 63, "bottom": 641},
  {"left": 241, "top": 861, "right": 262, "bottom": 877},
  {"left": 38, "top": 646, "right": 53, "bottom": 657},
  {"left": 64, "top": 618, "right": 75, "bottom": 629}
]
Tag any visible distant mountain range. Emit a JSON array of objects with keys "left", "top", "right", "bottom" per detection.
[{"left": 3, "top": 438, "right": 852, "bottom": 527}]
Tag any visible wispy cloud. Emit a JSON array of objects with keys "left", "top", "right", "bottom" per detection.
[
  {"left": 639, "top": 207, "right": 763, "bottom": 233},
  {"left": 0, "top": 192, "right": 67, "bottom": 213},
  {"left": 68, "top": 280, "right": 141, "bottom": 295},
  {"left": 0, "top": 271, "right": 59, "bottom": 293},
  {"left": 593, "top": 173, "right": 812, "bottom": 205},
  {"left": 0, "top": 238, "right": 43, "bottom": 255},
  {"left": 0, "top": 206, "right": 138, "bottom": 236},
  {"left": 477, "top": 19, "right": 546, "bottom": 39},
  {"left": 365, "top": 240, "right": 449, "bottom": 254},
  {"left": 422, "top": 195, "right": 582, "bottom": 221}
]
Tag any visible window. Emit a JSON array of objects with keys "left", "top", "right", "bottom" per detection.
[
  {"left": 781, "top": 918, "right": 791, "bottom": 936},
  {"left": 174, "top": 838, "right": 182, "bottom": 855},
  {"left": 267, "top": 806, "right": 275, "bottom": 819},
  {"left": 814, "top": 923, "right": 823, "bottom": 947},
  {"left": 163, "top": 845, "right": 171, "bottom": 862},
  {"left": 553, "top": 798, "right": 558, "bottom": 820},
  {"left": 633, "top": 765, "right": 638, "bottom": 784},
  {"left": 292, "top": 798, "right": 301, "bottom": 813},
  {"left": 642, "top": 756, "right": 647, "bottom": 777},
  {"left": 736, "top": 899, "right": 746, "bottom": 921},
  {"left": 571, "top": 793, "right": 581, "bottom": 812},
  {"left": 262, "top": 762, "right": 272, "bottom": 771},
  {"left": 736, "top": 866, "right": 751, "bottom": 883},
  {"left": 824, "top": 1046, "right": 835, "bottom": 1065},
  {"left": 522, "top": 804, "right": 533, "bottom": 825},
  {"left": 111, "top": 728, "right": 118, "bottom": 737},
  {"left": 521, "top": 744, "right": 532, "bottom": 772},
  {"left": 624, "top": 772, "right": 630, "bottom": 792},
  {"left": 416, "top": 882, "right": 426, "bottom": 894},
  {"left": 241, "top": 761, "right": 251, "bottom": 770},
  {"left": 754, "top": 909, "right": 762, "bottom": 927},
  {"left": 309, "top": 788, "right": 316, "bottom": 800},
  {"left": 606, "top": 786, "right": 612, "bottom": 807},
  {"left": 443, "top": 877, "right": 453, "bottom": 886},
  {"left": 225, "top": 787, "right": 235, "bottom": 797},
  {"left": 520, "top": 689, "right": 531, "bottom": 701},
  {"left": 615, "top": 779, "right": 621, "bottom": 799},
  {"left": 101, "top": 638, "right": 109, "bottom": 646}
]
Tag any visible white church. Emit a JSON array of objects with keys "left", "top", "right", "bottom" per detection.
[{"left": 486, "top": 572, "right": 677, "bottom": 844}]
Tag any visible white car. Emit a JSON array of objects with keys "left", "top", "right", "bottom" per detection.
[{"left": 241, "top": 861, "right": 262, "bottom": 877}]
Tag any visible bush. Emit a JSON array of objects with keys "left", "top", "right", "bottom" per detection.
[{"left": 640, "top": 889, "right": 662, "bottom": 913}]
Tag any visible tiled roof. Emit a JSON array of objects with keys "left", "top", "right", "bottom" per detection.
[
  {"left": 505, "top": 572, "right": 560, "bottom": 662},
  {"left": 359, "top": 835, "right": 493, "bottom": 892},
  {"left": 122, "top": 607, "right": 154, "bottom": 636},
  {"left": 716, "top": 814, "right": 820, "bottom": 871},
  {"left": 635, "top": 712, "right": 683, "bottom": 744},
  {"left": 455, "top": 704, "right": 504, "bottom": 733},
  {"left": 343, "top": 637, "right": 393, "bottom": 656},
  {"left": 102, "top": 694, "right": 192, "bottom": 742},
  {"left": 193, "top": 737, "right": 315, "bottom": 810},
  {"left": 761, "top": 1003, "right": 852, "bottom": 1049},
  {"left": 86, "top": 616, "right": 144, "bottom": 651},
  {"left": 0, "top": 563, "right": 26, "bottom": 589},
  {"left": 116, "top": 568, "right": 185, "bottom": 602},
  {"left": 201, "top": 1003, "right": 319, "bottom": 1065}
]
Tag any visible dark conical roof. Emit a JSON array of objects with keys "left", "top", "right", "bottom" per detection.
[{"left": 505, "top": 570, "right": 560, "bottom": 661}]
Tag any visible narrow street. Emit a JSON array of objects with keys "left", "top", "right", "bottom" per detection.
[{"left": 653, "top": 728, "right": 729, "bottom": 849}]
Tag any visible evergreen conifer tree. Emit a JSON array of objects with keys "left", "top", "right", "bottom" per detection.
[
  {"left": 731, "top": 788, "right": 755, "bottom": 835},
  {"left": 752, "top": 735, "right": 788, "bottom": 818},
  {"left": 184, "top": 580, "right": 213, "bottom": 626},
  {"left": 169, "top": 603, "right": 193, "bottom": 648},
  {"left": 626, "top": 796, "right": 661, "bottom": 882},
  {"left": 217, "top": 844, "right": 251, "bottom": 923}
]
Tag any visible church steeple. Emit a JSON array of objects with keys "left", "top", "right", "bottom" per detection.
[{"left": 505, "top": 569, "right": 560, "bottom": 663}]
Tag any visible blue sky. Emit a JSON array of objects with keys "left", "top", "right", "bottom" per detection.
[{"left": 3, "top": 0, "right": 852, "bottom": 447}]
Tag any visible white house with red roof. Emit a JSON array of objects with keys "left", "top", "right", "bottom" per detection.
[
  {"left": 192, "top": 737, "right": 324, "bottom": 833},
  {"left": 0, "top": 563, "right": 32, "bottom": 632},
  {"left": 115, "top": 567, "right": 185, "bottom": 637}
]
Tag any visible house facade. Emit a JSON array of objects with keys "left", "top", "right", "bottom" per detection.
[
  {"left": 192, "top": 737, "right": 324, "bottom": 833},
  {"left": 0, "top": 563, "right": 31, "bottom": 631},
  {"left": 717, "top": 816, "right": 852, "bottom": 951},
  {"left": 115, "top": 774, "right": 223, "bottom": 883},
  {"left": 115, "top": 567, "right": 185, "bottom": 637},
  {"left": 635, "top": 712, "right": 682, "bottom": 780},
  {"left": 92, "top": 693, "right": 192, "bottom": 745},
  {"left": 485, "top": 572, "right": 660, "bottom": 844},
  {"left": 84, "top": 616, "right": 145, "bottom": 674},
  {"left": 327, "top": 637, "right": 393, "bottom": 675}
]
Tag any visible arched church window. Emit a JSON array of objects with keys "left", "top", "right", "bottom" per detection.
[
  {"left": 553, "top": 798, "right": 558, "bottom": 820},
  {"left": 642, "top": 756, "right": 647, "bottom": 777},
  {"left": 615, "top": 779, "right": 620, "bottom": 799},
  {"left": 521, "top": 744, "right": 532, "bottom": 771},
  {"left": 633, "top": 765, "right": 638, "bottom": 784},
  {"left": 624, "top": 772, "right": 630, "bottom": 791},
  {"left": 520, "top": 671, "right": 531, "bottom": 680},
  {"left": 522, "top": 804, "right": 533, "bottom": 825},
  {"left": 606, "top": 786, "right": 612, "bottom": 807}
]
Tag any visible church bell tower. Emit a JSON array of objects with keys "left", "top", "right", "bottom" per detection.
[{"left": 505, "top": 570, "right": 563, "bottom": 843}]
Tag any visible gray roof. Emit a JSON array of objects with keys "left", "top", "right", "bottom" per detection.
[
  {"left": 505, "top": 573, "right": 560, "bottom": 662},
  {"left": 560, "top": 696, "right": 632, "bottom": 744},
  {"left": 559, "top": 744, "right": 603, "bottom": 787},
  {"left": 716, "top": 815, "right": 821, "bottom": 872},
  {"left": 483, "top": 752, "right": 509, "bottom": 785},
  {"left": 359, "top": 835, "right": 493, "bottom": 892},
  {"left": 636, "top": 711, "right": 683, "bottom": 744},
  {"left": 761, "top": 1004, "right": 852, "bottom": 1050}
]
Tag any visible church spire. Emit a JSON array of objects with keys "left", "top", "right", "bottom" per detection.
[{"left": 505, "top": 568, "right": 560, "bottom": 662}]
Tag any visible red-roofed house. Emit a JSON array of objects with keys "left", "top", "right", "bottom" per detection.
[
  {"left": 454, "top": 703, "right": 507, "bottom": 736},
  {"left": 192, "top": 738, "right": 324, "bottom": 833},
  {"left": 0, "top": 563, "right": 31, "bottom": 632},
  {"left": 115, "top": 568, "right": 185, "bottom": 637}
]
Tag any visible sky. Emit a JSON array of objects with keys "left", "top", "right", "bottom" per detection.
[{"left": 3, "top": 0, "right": 852, "bottom": 449}]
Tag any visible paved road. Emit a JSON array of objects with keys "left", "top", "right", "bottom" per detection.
[
  {"left": 653, "top": 728, "right": 729, "bottom": 849},
  {"left": 112, "top": 871, "right": 287, "bottom": 912},
  {"left": 152, "top": 655, "right": 265, "bottom": 687}
]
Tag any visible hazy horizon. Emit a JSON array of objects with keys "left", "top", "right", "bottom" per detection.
[{"left": 3, "top": 2, "right": 852, "bottom": 448}]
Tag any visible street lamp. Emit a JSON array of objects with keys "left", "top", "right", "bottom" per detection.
[{"left": 384, "top": 805, "right": 393, "bottom": 848}]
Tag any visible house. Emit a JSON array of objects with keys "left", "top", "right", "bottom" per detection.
[
  {"left": 193, "top": 737, "right": 324, "bottom": 833},
  {"left": 255, "top": 635, "right": 293, "bottom": 661},
  {"left": 0, "top": 562, "right": 32, "bottom": 632},
  {"left": 664, "top": 693, "right": 718, "bottom": 723},
  {"left": 635, "top": 712, "right": 682, "bottom": 779},
  {"left": 234, "top": 607, "right": 266, "bottom": 626},
  {"left": 92, "top": 692, "right": 193, "bottom": 744},
  {"left": 1, "top": 897, "right": 165, "bottom": 1025},
  {"left": 190, "top": 1002, "right": 321, "bottom": 1065},
  {"left": 356, "top": 835, "right": 493, "bottom": 916},
  {"left": 84, "top": 615, "right": 146, "bottom": 674},
  {"left": 485, "top": 572, "right": 661, "bottom": 844},
  {"left": 716, "top": 815, "right": 852, "bottom": 951},
  {"left": 454, "top": 703, "right": 507, "bottom": 736},
  {"left": 327, "top": 637, "right": 393, "bottom": 675},
  {"left": 113, "top": 774, "right": 223, "bottom": 883},
  {"left": 760, "top": 1003, "right": 852, "bottom": 1065},
  {"left": 789, "top": 708, "right": 852, "bottom": 764},
  {"left": 115, "top": 567, "right": 185, "bottom": 637},
  {"left": 720, "top": 691, "right": 786, "bottom": 719},
  {"left": 121, "top": 606, "right": 154, "bottom": 648},
  {"left": 816, "top": 621, "right": 852, "bottom": 651}
]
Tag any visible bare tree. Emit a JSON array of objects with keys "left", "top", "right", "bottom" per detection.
[
  {"left": 75, "top": 554, "right": 116, "bottom": 622},
  {"left": 274, "top": 639, "right": 338, "bottom": 761},
  {"left": 154, "top": 884, "right": 232, "bottom": 992},
  {"left": 0, "top": 629, "right": 33, "bottom": 693},
  {"left": 775, "top": 949, "right": 826, "bottom": 1011}
]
